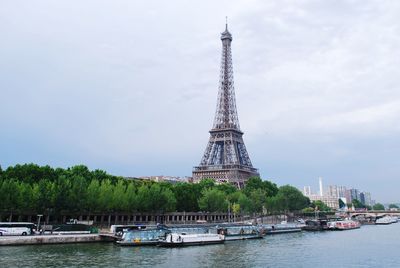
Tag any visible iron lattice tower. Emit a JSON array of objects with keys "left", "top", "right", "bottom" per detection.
[{"left": 193, "top": 23, "right": 259, "bottom": 188}]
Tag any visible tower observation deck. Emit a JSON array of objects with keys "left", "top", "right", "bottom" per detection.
[{"left": 192, "top": 23, "right": 259, "bottom": 188}]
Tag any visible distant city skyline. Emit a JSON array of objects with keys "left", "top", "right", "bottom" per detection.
[
  {"left": 302, "top": 177, "right": 375, "bottom": 206},
  {"left": 1, "top": 1, "right": 399, "bottom": 203}
]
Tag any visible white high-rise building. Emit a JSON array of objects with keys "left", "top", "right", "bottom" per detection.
[
  {"left": 302, "top": 178, "right": 339, "bottom": 210},
  {"left": 363, "top": 192, "right": 372, "bottom": 206},
  {"left": 327, "top": 185, "right": 338, "bottom": 198},
  {"left": 303, "top": 186, "right": 312, "bottom": 196},
  {"left": 338, "top": 186, "right": 347, "bottom": 198},
  {"left": 319, "top": 177, "right": 323, "bottom": 196}
]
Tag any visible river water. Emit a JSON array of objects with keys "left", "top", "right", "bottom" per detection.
[{"left": 1, "top": 223, "right": 399, "bottom": 268}]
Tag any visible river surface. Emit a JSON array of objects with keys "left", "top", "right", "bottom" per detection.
[{"left": 1, "top": 223, "right": 399, "bottom": 268}]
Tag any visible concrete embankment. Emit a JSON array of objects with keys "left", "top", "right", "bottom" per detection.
[{"left": 0, "top": 234, "right": 115, "bottom": 246}]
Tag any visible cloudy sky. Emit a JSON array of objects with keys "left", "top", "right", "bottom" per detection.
[{"left": 1, "top": 0, "right": 399, "bottom": 202}]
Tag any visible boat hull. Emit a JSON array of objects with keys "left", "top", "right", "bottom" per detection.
[
  {"left": 330, "top": 226, "right": 360, "bottom": 231},
  {"left": 158, "top": 240, "right": 224, "bottom": 247},
  {"left": 224, "top": 234, "right": 263, "bottom": 241},
  {"left": 116, "top": 240, "right": 159, "bottom": 246},
  {"left": 158, "top": 233, "right": 224, "bottom": 247},
  {"left": 266, "top": 228, "right": 302, "bottom": 234},
  {"left": 302, "top": 226, "right": 329, "bottom": 231}
]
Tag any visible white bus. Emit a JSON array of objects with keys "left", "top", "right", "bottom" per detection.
[{"left": 0, "top": 222, "right": 36, "bottom": 236}]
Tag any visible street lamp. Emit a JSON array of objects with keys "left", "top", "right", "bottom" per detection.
[
  {"left": 227, "top": 201, "right": 231, "bottom": 223},
  {"left": 37, "top": 214, "right": 43, "bottom": 234}
]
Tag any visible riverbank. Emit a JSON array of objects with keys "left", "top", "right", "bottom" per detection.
[
  {"left": 0, "top": 234, "right": 114, "bottom": 246},
  {"left": 0, "top": 222, "right": 303, "bottom": 246}
]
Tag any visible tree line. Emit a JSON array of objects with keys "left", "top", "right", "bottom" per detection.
[{"left": 0, "top": 164, "right": 311, "bottom": 216}]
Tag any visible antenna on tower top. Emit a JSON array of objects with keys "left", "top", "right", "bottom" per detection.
[{"left": 225, "top": 16, "right": 228, "bottom": 30}]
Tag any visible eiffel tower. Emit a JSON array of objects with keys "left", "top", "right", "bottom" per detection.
[{"left": 193, "top": 23, "right": 259, "bottom": 188}]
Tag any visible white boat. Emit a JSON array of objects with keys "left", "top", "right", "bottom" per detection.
[
  {"left": 328, "top": 220, "right": 360, "bottom": 230},
  {"left": 158, "top": 232, "right": 224, "bottom": 247},
  {"left": 376, "top": 216, "right": 393, "bottom": 225},
  {"left": 116, "top": 228, "right": 168, "bottom": 246},
  {"left": 263, "top": 224, "right": 302, "bottom": 234},
  {"left": 212, "top": 225, "right": 263, "bottom": 240}
]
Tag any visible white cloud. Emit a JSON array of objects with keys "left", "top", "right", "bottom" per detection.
[
  {"left": 311, "top": 101, "right": 400, "bottom": 134},
  {"left": 235, "top": 0, "right": 400, "bottom": 143}
]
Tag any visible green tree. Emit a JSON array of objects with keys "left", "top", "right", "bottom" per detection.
[
  {"left": 125, "top": 183, "right": 138, "bottom": 211},
  {"left": 227, "top": 191, "right": 243, "bottom": 204},
  {"left": 159, "top": 187, "right": 177, "bottom": 212},
  {"left": 137, "top": 184, "right": 151, "bottom": 212},
  {"left": 243, "top": 177, "right": 263, "bottom": 195},
  {"left": 243, "top": 177, "right": 278, "bottom": 197},
  {"left": 373, "top": 203, "right": 385, "bottom": 210},
  {"left": 67, "top": 175, "right": 88, "bottom": 211},
  {"left": 238, "top": 193, "right": 253, "bottom": 214},
  {"left": 1, "top": 163, "right": 328, "bottom": 217},
  {"left": 198, "top": 188, "right": 228, "bottom": 212},
  {"left": 265, "top": 196, "right": 279, "bottom": 213},
  {"left": 262, "top": 179, "right": 279, "bottom": 197},
  {"left": 216, "top": 183, "right": 237, "bottom": 195},
  {"left": 98, "top": 180, "right": 114, "bottom": 212},
  {"left": 232, "top": 203, "right": 240, "bottom": 222},
  {"left": 228, "top": 191, "right": 253, "bottom": 214},
  {"left": 92, "top": 169, "right": 110, "bottom": 182},
  {"left": 198, "top": 178, "right": 215, "bottom": 191},
  {"left": 34, "top": 179, "right": 56, "bottom": 213},
  {"left": 3, "top": 164, "right": 57, "bottom": 184},
  {"left": 311, "top": 200, "right": 331, "bottom": 212},
  {"left": 352, "top": 199, "right": 365, "bottom": 209},
  {"left": 267, "top": 185, "right": 309, "bottom": 212},
  {"left": 136, "top": 183, "right": 177, "bottom": 212},
  {"left": 302, "top": 207, "right": 314, "bottom": 213},
  {"left": 68, "top": 165, "right": 92, "bottom": 181},
  {"left": 17, "top": 182, "right": 35, "bottom": 211},
  {"left": 112, "top": 180, "right": 127, "bottom": 211},
  {"left": 53, "top": 176, "right": 71, "bottom": 212},
  {"left": 86, "top": 179, "right": 101, "bottom": 212},
  {"left": 389, "top": 204, "right": 399, "bottom": 209},
  {"left": 249, "top": 189, "right": 267, "bottom": 213},
  {"left": 173, "top": 182, "right": 199, "bottom": 212},
  {"left": 0, "top": 179, "right": 21, "bottom": 218},
  {"left": 147, "top": 184, "right": 176, "bottom": 212}
]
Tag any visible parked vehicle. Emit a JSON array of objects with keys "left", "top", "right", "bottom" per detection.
[{"left": 0, "top": 222, "right": 36, "bottom": 236}]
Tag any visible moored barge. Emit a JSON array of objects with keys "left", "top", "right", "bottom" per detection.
[{"left": 158, "top": 232, "right": 224, "bottom": 247}]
